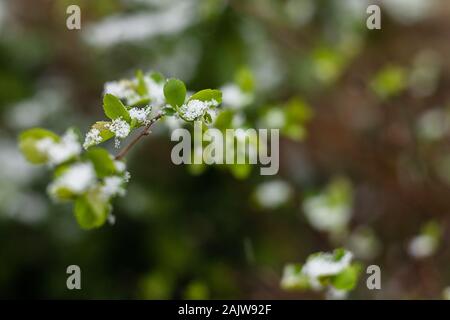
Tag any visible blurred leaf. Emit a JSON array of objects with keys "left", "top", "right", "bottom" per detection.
[
  {"left": 280, "top": 263, "right": 310, "bottom": 290},
  {"left": 183, "top": 281, "right": 210, "bottom": 300},
  {"left": 74, "top": 189, "right": 110, "bottom": 229},
  {"left": 90, "top": 121, "right": 115, "bottom": 144},
  {"left": 371, "top": 66, "right": 407, "bottom": 99},
  {"left": 49, "top": 164, "right": 78, "bottom": 201},
  {"left": 214, "top": 109, "right": 234, "bottom": 129},
  {"left": 331, "top": 263, "right": 362, "bottom": 291},
  {"left": 84, "top": 147, "right": 116, "bottom": 178},
  {"left": 283, "top": 125, "right": 306, "bottom": 141},
  {"left": 52, "top": 187, "right": 77, "bottom": 201},
  {"left": 189, "top": 89, "right": 222, "bottom": 104},
  {"left": 162, "top": 105, "right": 177, "bottom": 116},
  {"left": 129, "top": 97, "right": 150, "bottom": 108},
  {"left": 229, "top": 164, "right": 251, "bottom": 179},
  {"left": 139, "top": 272, "right": 174, "bottom": 299},
  {"left": 235, "top": 67, "right": 254, "bottom": 92},
  {"left": 422, "top": 220, "right": 442, "bottom": 240},
  {"left": 333, "top": 248, "right": 346, "bottom": 261},
  {"left": 18, "top": 128, "right": 59, "bottom": 164},
  {"left": 203, "top": 111, "right": 213, "bottom": 125},
  {"left": 135, "top": 70, "right": 148, "bottom": 96},
  {"left": 327, "top": 177, "right": 353, "bottom": 207},
  {"left": 285, "top": 98, "right": 313, "bottom": 124},
  {"left": 150, "top": 72, "right": 164, "bottom": 83}
]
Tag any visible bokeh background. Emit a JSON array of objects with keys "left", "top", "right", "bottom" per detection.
[{"left": 1, "top": 0, "right": 450, "bottom": 299}]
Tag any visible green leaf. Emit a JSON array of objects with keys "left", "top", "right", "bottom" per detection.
[
  {"left": 333, "top": 248, "right": 347, "bottom": 261},
  {"left": 150, "top": 72, "right": 164, "bottom": 83},
  {"left": 103, "top": 93, "right": 131, "bottom": 122},
  {"left": 83, "top": 122, "right": 115, "bottom": 149},
  {"left": 92, "top": 121, "right": 115, "bottom": 141},
  {"left": 278, "top": 98, "right": 312, "bottom": 141},
  {"left": 74, "top": 189, "right": 110, "bottom": 229},
  {"left": 53, "top": 163, "right": 70, "bottom": 178},
  {"left": 164, "top": 78, "right": 186, "bottom": 108},
  {"left": 50, "top": 163, "right": 87, "bottom": 201},
  {"left": 51, "top": 186, "right": 77, "bottom": 201},
  {"left": 331, "top": 263, "right": 362, "bottom": 291},
  {"left": 162, "top": 105, "right": 177, "bottom": 116},
  {"left": 135, "top": 70, "right": 148, "bottom": 96},
  {"left": 312, "top": 47, "right": 346, "bottom": 84},
  {"left": 84, "top": 147, "right": 116, "bottom": 178},
  {"left": 189, "top": 89, "right": 222, "bottom": 104},
  {"left": 18, "top": 128, "right": 60, "bottom": 164},
  {"left": 129, "top": 97, "right": 150, "bottom": 108}
]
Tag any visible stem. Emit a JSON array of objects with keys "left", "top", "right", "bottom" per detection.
[{"left": 114, "top": 113, "right": 164, "bottom": 160}]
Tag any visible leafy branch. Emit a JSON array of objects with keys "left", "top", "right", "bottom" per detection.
[
  {"left": 114, "top": 112, "right": 164, "bottom": 160},
  {"left": 18, "top": 71, "right": 222, "bottom": 229}
]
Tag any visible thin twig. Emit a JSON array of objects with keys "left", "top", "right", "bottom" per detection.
[{"left": 114, "top": 113, "right": 164, "bottom": 160}]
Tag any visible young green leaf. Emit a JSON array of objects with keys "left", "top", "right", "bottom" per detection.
[
  {"left": 187, "top": 163, "right": 207, "bottom": 176},
  {"left": 370, "top": 66, "right": 407, "bottom": 99},
  {"left": 214, "top": 109, "right": 234, "bottom": 130},
  {"left": 129, "top": 97, "right": 150, "bottom": 108},
  {"left": 164, "top": 78, "right": 186, "bottom": 108},
  {"left": 203, "top": 111, "right": 213, "bottom": 125},
  {"left": 83, "top": 122, "right": 115, "bottom": 149},
  {"left": 84, "top": 147, "right": 116, "bottom": 178},
  {"left": 150, "top": 72, "right": 164, "bottom": 83},
  {"left": 52, "top": 187, "right": 77, "bottom": 201},
  {"left": 189, "top": 89, "right": 222, "bottom": 104},
  {"left": 135, "top": 70, "right": 148, "bottom": 96},
  {"left": 92, "top": 121, "right": 115, "bottom": 140},
  {"left": 49, "top": 165, "right": 75, "bottom": 201},
  {"left": 331, "top": 263, "right": 362, "bottom": 291},
  {"left": 103, "top": 93, "right": 131, "bottom": 123},
  {"left": 18, "top": 128, "right": 60, "bottom": 164},
  {"left": 162, "top": 105, "right": 177, "bottom": 116},
  {"left": 74, "top": 189, "right": 110, "bottom": 229}
]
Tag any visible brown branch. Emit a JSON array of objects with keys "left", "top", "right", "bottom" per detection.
[{"left": 114, "top": 113, "right": 164, "bottom": 160}]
